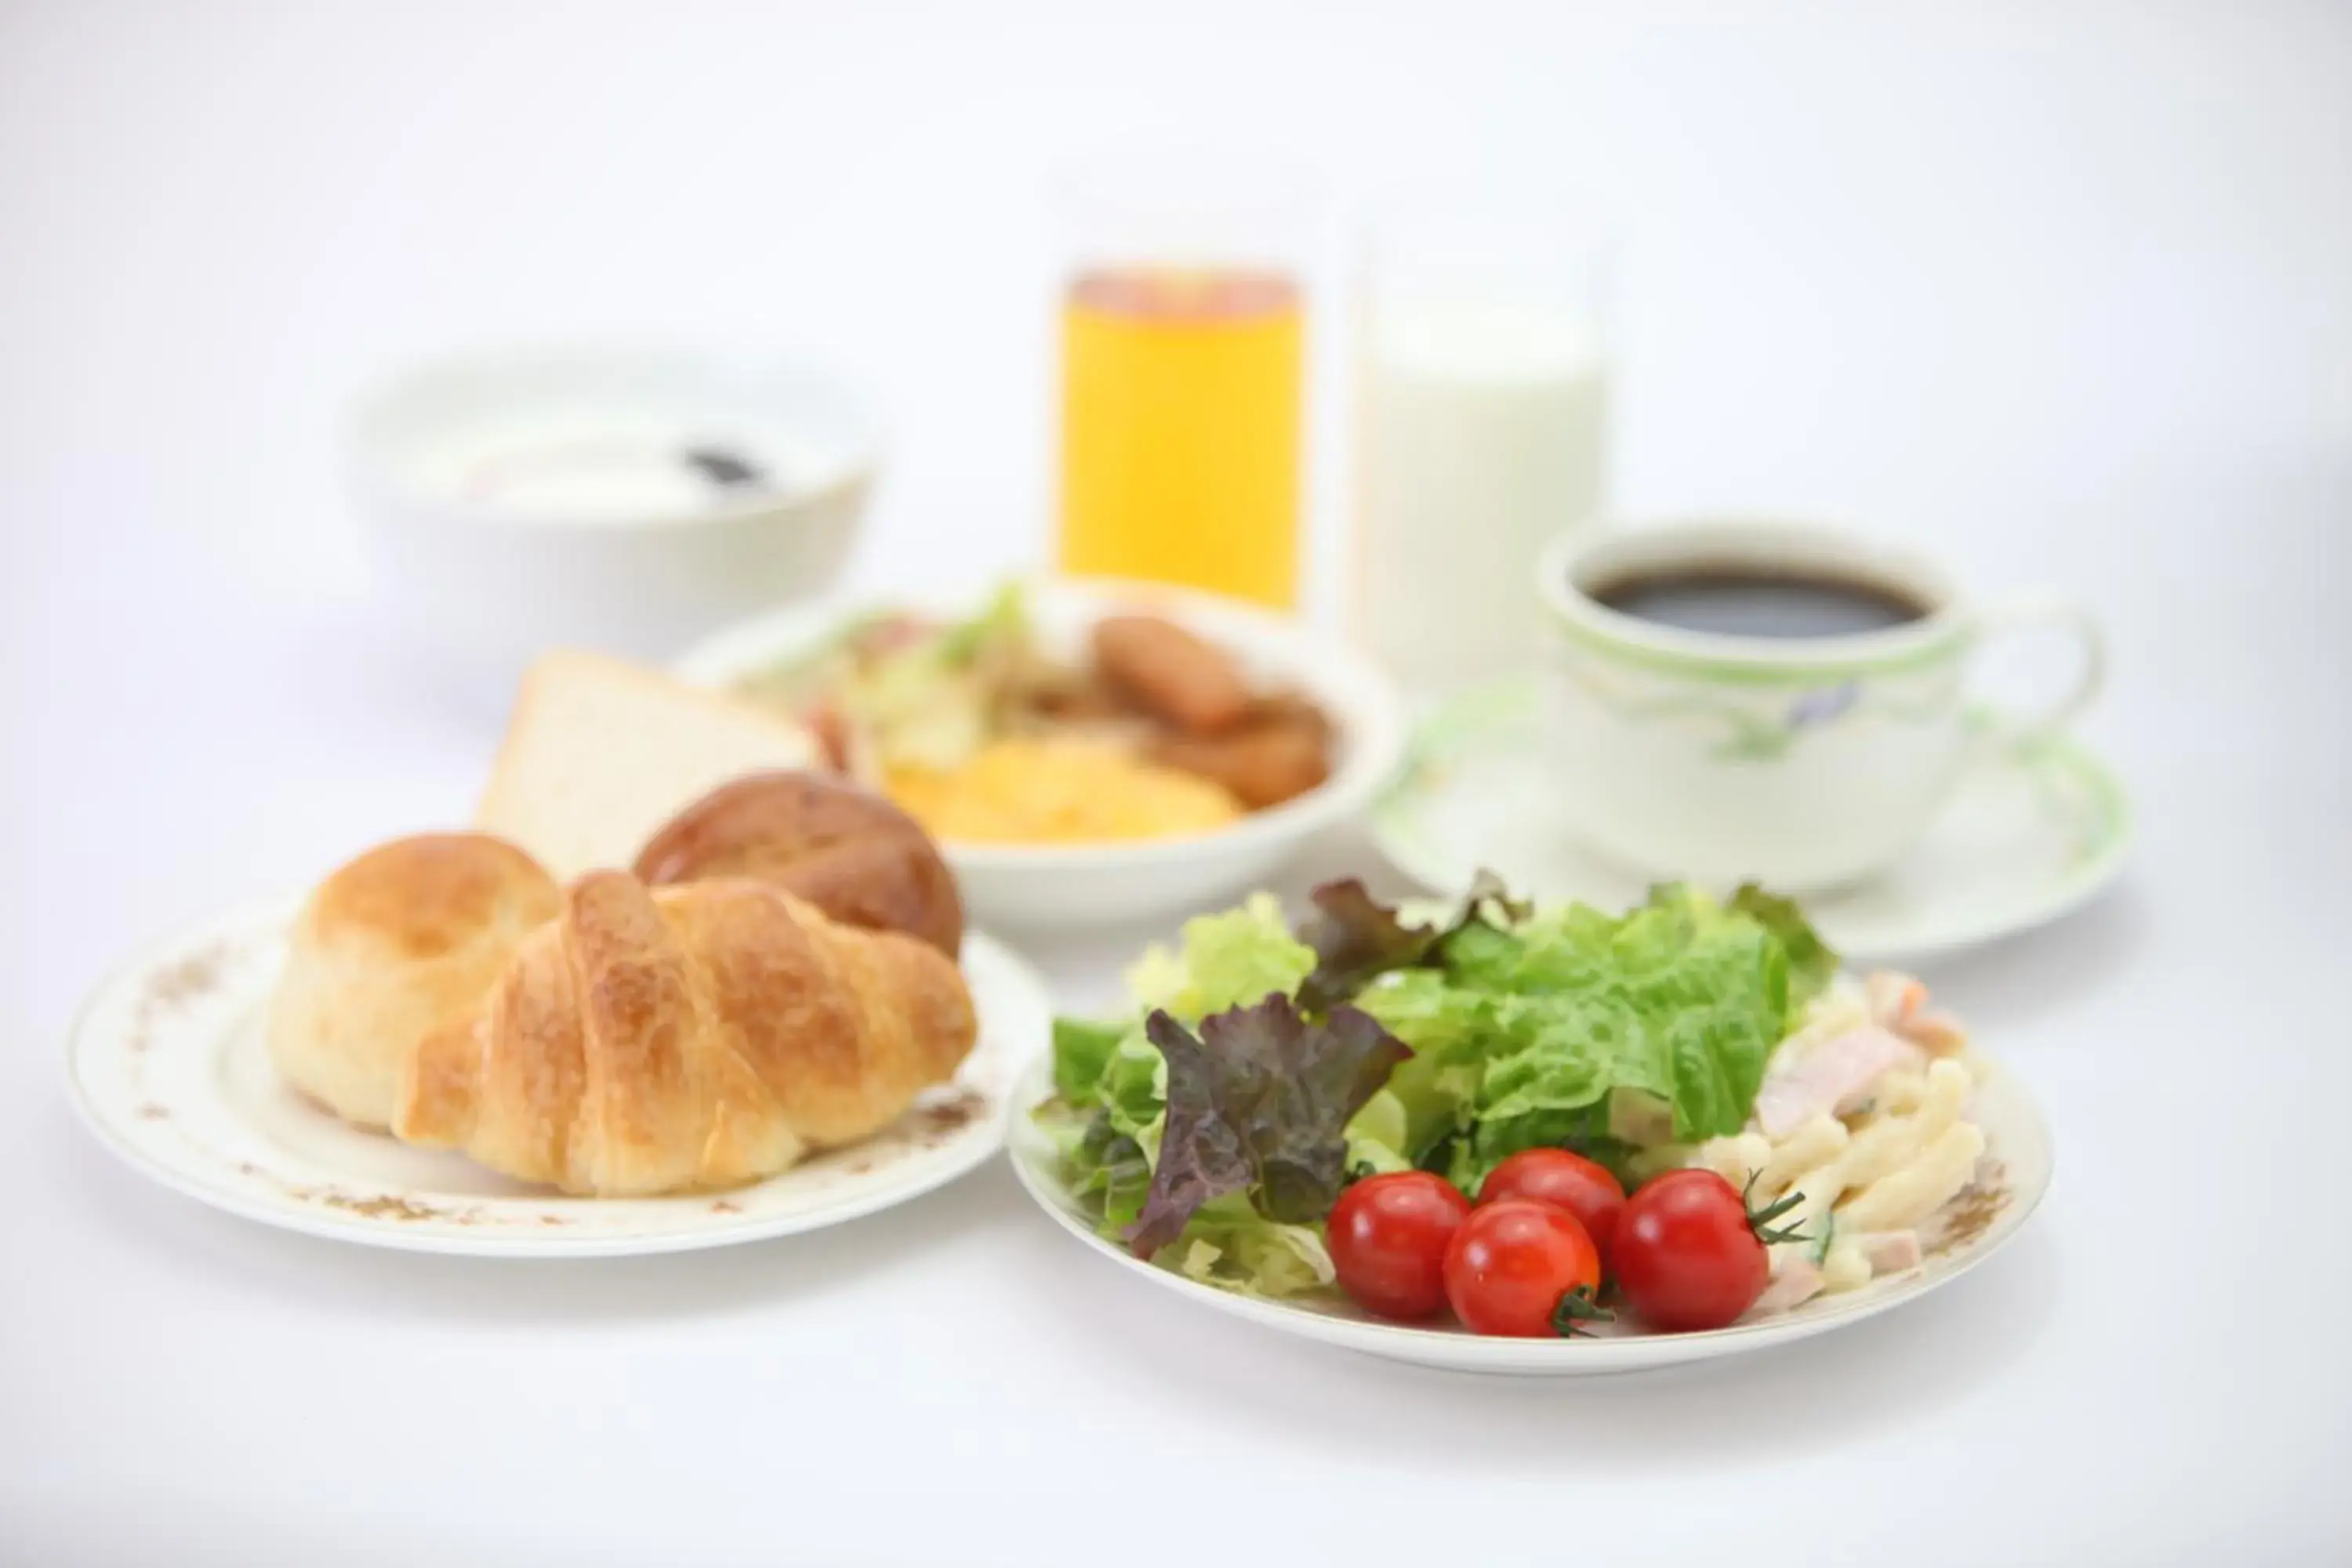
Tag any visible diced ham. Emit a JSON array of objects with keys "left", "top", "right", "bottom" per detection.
[
  {"left": 1752, "top": 1258, "right": 1826, "bottom": 1315},
  {"left": 1754, "top": 1025, "right": 1922, "bottom": 1137},
  {"left": 1857, "top": 1230, "right": 1924, "bottom": 1275}
]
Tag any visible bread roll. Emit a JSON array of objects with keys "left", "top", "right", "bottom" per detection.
[
  {"left": 267, "top": 833, "right": 561, "bottom": 1130},
  {"left": 633, "top": 771, "right": 964, "bottom": 956}
]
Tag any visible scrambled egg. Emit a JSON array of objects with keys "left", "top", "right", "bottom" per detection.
[{"left": 884, "top": 737, "right": 1243, "bottom": 844}]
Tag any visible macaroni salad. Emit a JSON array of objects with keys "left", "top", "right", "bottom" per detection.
[{"left": 1672, "top": 971, "right": 1986, "bottom": 1312}]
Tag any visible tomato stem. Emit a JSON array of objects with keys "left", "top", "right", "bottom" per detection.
[
  {"left": 1740, "top": 1170, "right": 1812, "bottom": 1248},
  {"left": 1550, "top": 1285, "right": 1614, "bottom": 1338}
]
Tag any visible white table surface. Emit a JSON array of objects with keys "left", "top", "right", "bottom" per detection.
[{"left": 5, "top": 4, "right": 2350, "bottom": 1564}]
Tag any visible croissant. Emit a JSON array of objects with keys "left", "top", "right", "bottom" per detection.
[
  {"left": 394, "top": 870, "right": 978, "bottom": 1196},
  {"left": 633, "top": 771, "right": 964, "bottom": 956},
  {"left": 268, "top": 833, "right": 561, "bottom": 1130}
]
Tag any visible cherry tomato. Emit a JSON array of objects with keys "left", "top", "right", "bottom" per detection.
[
  {"left": 1476, "top": 1149, "right": 1627, "bottom": 1270},
  {"left": 1327, "top": 1172, "right": 1472, "bottom": 1322},
  {"left": 1613, "top": 1169, "right": 1780, "bottom": 1332},
  {"left": 1442, "top": 1200, "right": 1608, "bottom": 1338}
]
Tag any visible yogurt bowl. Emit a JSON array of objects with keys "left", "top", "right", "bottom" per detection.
[{"left": 350, "top": 343, "right": 883, "bottom": 670}]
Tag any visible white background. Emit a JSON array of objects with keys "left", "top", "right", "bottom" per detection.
[{"left": 6, "top": 3, "right": 2350, "bottom": 1563}]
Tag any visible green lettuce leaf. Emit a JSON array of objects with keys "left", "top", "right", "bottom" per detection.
[
  {"left": 1044, "top": 1012, "right": 1169, "bottom": 1171},
  {"left": 1051, "top": 1017, "right": 1127, "bottom": 1105},
  {"left": 1427, "top": 884, "right": 1801, "bottom": 1191},
  {"left": 1341, "top": 1089, "right": 1415, "bottom": 1176},
  {"left": 1125, "top": 996, "right": 1412, "bottom": 1257},
  {"left": 1729, "top": 883, "right": 1838, "bottom": 1012},
  {"left": 1068, "top": 1109, "right": 1153, "bottom": 1232},
  {"left": 1160, "top": 1196, "right": 1336, "bottom": 1298},
  {"left": 1126, "top": 894, "right": 1316, "bottom": 1022},
  {"left": 935, "top": 580, "right": 1029, "bottom": 666},
  {"left": 1097, "top": 1030, "right": 1171, "bottom": 1149},
  {"left": 1353, "top": 969, "right": 1494, "bottom": 1163}
]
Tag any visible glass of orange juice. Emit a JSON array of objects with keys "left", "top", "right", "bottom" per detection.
[{"left": 1054, "top": 160, "right": 1316, "bottom": 610}]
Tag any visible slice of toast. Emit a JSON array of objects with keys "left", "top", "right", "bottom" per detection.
[{"left": 477, "top": 651, "right": 816, "bottom": 880}]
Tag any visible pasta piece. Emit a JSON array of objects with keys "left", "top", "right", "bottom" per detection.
[
  {"left": 1758, "top": 1115, "right": 1848, "bottom": 1195},
  {"left": 1802, "top": 983, "right": 1871, "bottom": 1044},
  {"left": 1838, "top": 1122, "right": 1988, "bottom": 1232},
  {"left": 1820, "top": 1236, "right": 1874, "bottom": 1294},
  {"left": 1764, "top": 987, "right": 1868, "bottom": 1079},
  {"left": 1763, "top": 1171, "right": 1844, "bottom": 1276},
  {"left": 1870, "top": 1067, "right": 1928, "bottom": 1118},
  {"left": 1693, "top": 1132, "right": 1773, "bottom": 1189},
  {"left": 1832, "top": 1058, "right": 1969, "bottom": 1191}
]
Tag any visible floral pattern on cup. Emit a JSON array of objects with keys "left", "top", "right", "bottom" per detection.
[{"left": 1552, "top": 652, "right": 1956, "bottom": 766}]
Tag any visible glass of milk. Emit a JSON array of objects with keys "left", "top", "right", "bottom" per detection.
[{"left": 1351, "top": 193, "right": 1613, "bottom": 691}]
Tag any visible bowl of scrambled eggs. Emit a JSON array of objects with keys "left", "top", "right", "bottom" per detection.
[{"left": 673, "top": 579, "right": 1407, "bottom": 926}]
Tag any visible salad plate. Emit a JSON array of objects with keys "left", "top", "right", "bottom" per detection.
[
  {"left": 1011, "top": 1054, "right": 2049, "bottom": 1374},
  {"left": 1011, "top": 880, "right": 2053, "bottom": 1375},
  {"left": 67, "top": 895, "right": 1051, "bottom": 1257},
  {"left": 1371, "top": 677, "right": 2132, "bottom": 962}
]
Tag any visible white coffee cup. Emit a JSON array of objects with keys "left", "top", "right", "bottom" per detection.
[{"left": 1536, "top": 521, "right": 2104, "bottom": 893}]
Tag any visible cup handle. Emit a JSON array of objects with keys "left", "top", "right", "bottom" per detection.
[{"left": 1968, "top": 590, "right": 2105, "bottom": 753}]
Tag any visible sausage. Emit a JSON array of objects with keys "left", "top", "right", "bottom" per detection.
[
  {"left": 1028, "top": 670, "right": 1146, "bottom": 724},
  {"left": 1148, "top": 716, "right": 1331, "bottom": 809},
  {"left": 1091, "top": 615, "right": 1254, "bottom": 735},
  {"left": 1237, "top": 691, "right": 1332, "bottom": 745}
]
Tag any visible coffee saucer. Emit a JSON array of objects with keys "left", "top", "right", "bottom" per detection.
[{"left": 1370, "top": 677, "right": 2132, "bottom": 961}]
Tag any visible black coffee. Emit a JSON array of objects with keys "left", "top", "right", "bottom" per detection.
[{"left": 1592, "top": 568, "right": 1929, "bottom": 640}]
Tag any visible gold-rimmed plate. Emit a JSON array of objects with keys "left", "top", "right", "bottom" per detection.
[{"left": 67, "top": 895, "right": 1049, "bottom": 1257}]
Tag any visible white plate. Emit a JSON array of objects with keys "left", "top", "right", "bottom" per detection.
[
  {"left": 67, "top": 896, "right": 1051, "bottom": 1257},
  {"left": 1009, "top": 1052, "right": 2053, "bottom": 1375},
  {"left": 673, "top": 578, "right": 1409, "bottom": 929},
  {"left": 1371, "top": 677, "right": 2133, "bottom": 962}
]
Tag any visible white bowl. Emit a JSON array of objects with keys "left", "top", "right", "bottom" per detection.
[
  {"left": 350, "top": 343, "right": 883, "bottom": 670},
  {"left": 673, "top": 579, "right": 1410, "bottom": 928}
]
